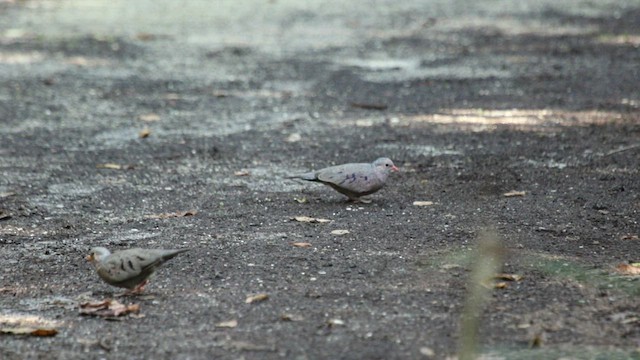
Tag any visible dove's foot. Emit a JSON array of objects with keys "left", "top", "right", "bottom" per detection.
[{"left": 116, "top": 280, "right": 149, "bottom": 297}]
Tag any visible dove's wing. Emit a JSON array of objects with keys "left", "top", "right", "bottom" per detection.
[
  {"left": 316, "top": 163, "right": 381, "bottom": 194},
  {"left": 98, "top": 248, "right": 188, "bottom": 283},
  {"left": 97, "top": 249, "right": 158, "bottom": 283}
]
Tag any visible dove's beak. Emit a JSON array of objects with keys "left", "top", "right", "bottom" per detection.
[{"left": 392, "top": 165, "right": 399, "bottom": 172}]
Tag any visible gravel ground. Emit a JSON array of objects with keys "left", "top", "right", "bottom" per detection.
[{"left": 1, "top": 1, "right": 639, "bottom": 359}]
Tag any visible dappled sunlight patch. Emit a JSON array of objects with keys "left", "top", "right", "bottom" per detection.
[
  {"left": 0, "top": 51, "right": 44, "bottom": 64},
  {"left": 377, "top": 143, "right": 462, "bottom": 156},
  {"left": 597, "top": 34, "right": 640, "bottom": 47},
  {"left": 441, "top": 16, "right": 599, "bottom": 37},
  {"left": 64, "top": 56, "right": 110, "bottom": 67},
  {"left": 395, "top": 108, "right": 631, "bottom": 132}
]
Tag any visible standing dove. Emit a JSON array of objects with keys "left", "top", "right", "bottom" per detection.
[
  {"left": 287, "top": 157, "right": 399, "bottom": 202},
  {"left": 86, "top": 247, "right": 188, "bottom": 294}
]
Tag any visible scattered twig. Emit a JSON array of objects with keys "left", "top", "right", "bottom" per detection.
[{"left": 603, "top": 143, "right": 640, "bottom": 157}]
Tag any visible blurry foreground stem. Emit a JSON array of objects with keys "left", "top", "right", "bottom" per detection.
[{"left": 458, "top": 228, "right": 504, "bottom": 360}]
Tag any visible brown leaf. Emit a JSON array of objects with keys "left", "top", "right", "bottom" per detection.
[
  {"left": 494, "top": 273, "right": 524, "bottom": 282},
  {"left": 292, "top": 216, "right": 331, "bottom": 224},
  {"left": 79, "top": 299, "right": 140, "bottom": 318},
  {"left": 621, "top": 234, "right": 639, "bottom": 241},
  {"left": 215, "top": 319, "right": 238, "bottom": 328},
  {"left": 138, "top": 113, "right": 161, "bottom": 122},
  {"left": 1, "top": 327, "right": 58, "bottom": 337},
  {"left": 135, "top": 32, "right": 157, "bottom": 41},
  {"left": 503, "top": 190, "right": 526, "bottom": 197},
  {"left": 292, "top": 242, "right": 312, "bottom": 248},
  {"left": 245, "top": 293, "right": 269, "bottom": 304},
  {"left": 139, "top": 127, "right": 151, "bottom": 138},
  {"left": 234, "top": 170, "right": 250, "bottom": 176},
  {"left": 616, "top": 263, "right": 640, "bottom": 275},
  {"left": 494, "top": 282, "right": 508, "bottom": 289},
  {"left": 145, "top": 210, "right": 197, "bottom": 219},
  {"left": 30, "top": 328, "right": 58, "bottom": 337}
]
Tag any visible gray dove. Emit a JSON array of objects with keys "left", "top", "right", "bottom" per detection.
[
  {"left": 86, "top": 247, "right": 188, "bottom": 294},
  {"left": 287, "top": 157, "right": 399, "bottom": 202}
]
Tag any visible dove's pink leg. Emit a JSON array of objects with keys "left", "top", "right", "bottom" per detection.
[
  {"left": 117, "top": 280, "right": 149, "bottom": 297},
  {"left": 131, "top": 280, "right": 149, "bottom": 294}
]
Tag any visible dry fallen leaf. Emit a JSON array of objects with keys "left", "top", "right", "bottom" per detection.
[
  {"left": 0, "top": 327, "right": 58, "bottom": 337},
  {"left": 294, "top": 197, "right": 308, "bottom": 204},
  {"left": 621, "top": 234, "right": 639, "bottom": 241},
  {"left": 330, "top": 229, "right": 350, "bottom": 235},
  {"left": 215, "top": 319, "right": 238, "bottom": 328},
  {"left": 355, "top": 119, "right": 374, "bottom": 127},
  {"left": 138, "top": 113, "right": 161, "bottom": 122},
  {"left": 135, "top": 32, "right": 157, "bottom": 41},
  {"left": 212, "top": 91, "right": 230, "bottom": 98},
  {"left": 0, "top": 210, "right": 11, "bottom": 221},
  {"left": 503, "top": 190, "right": 526, "bottom": 197},
  {"left": 96, "top": 163, "right": 123, "bottom": 170},
  {"left": 495, "top": 273, "right": 524, "bottom": 282},
  {"left": 616, "top": 263, "right": 640, "bottom": 275},
  {"left": 413, "top": 201, "right": 434, "bottom": 206},
  {"left": 292, "top": 242, "right": 312, "bottom": 248},
  {"left": 0, "top": 192, "right": 16, "bottom": 198},
  {"left": 327, "top": 318, "right": 345, "bottom": 327},
  {"left": 139, "top": 127, "right": 151, "bottom": 138},
  {"left": 280, "top": 313, "right": 304, "bottom": 322},
  {"left": 234, "top": 170, "right": 250, "bottom": 176},
  {"left": 145, "top": 210, "right": 197, "bottom": 219},
  {"left": 292, "top": 216, "right": 331, "bottom": 224},
  {"left": 286, "top": 133, "right": 302, "bottom": 143},
  {"left": 419, "top": 347, "right": 435, "bottom": 357},
  {"left": 79, "top": 299, "right": 140, "bottom": 318},
  {"left": 245, "top": 293, "right": 269, "bottom": 304},
  {"left": 494, "top": 282, "right": 508, "bottom": 289}
]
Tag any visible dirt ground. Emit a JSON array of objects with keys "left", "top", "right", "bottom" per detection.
[{"left": 1, "top": 1, "right": 639, "bottom": 359}]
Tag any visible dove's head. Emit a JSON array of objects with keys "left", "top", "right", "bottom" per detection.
[
  {"left": 373, "top": 157, "right": 399, "bottom": 174},
  {"left": 86, "top": 247, "right": 111, "bottom": 264}
]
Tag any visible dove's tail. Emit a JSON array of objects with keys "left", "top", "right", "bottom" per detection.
[
  {"left": 286, "top": 172, "right": 318, "bottom": 181},
  {"left": 161, "top": 248, "right": 189, "bottom": 261}
]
